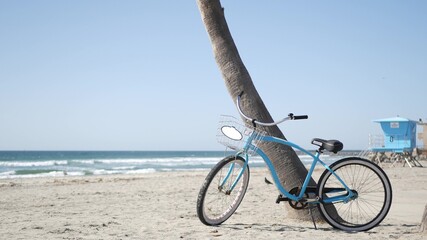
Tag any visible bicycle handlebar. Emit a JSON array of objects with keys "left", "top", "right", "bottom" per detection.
[{"left": 236, "top": 92, "right": 308, "bottom": 127}]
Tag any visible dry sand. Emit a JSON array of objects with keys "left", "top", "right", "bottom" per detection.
[{"left": 0, "top": 164, "right": 426, "bottom": 239}]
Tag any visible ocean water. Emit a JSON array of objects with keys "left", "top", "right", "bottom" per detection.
[{"left": 0, "top": 150, "right": 360, "bottom": 179}]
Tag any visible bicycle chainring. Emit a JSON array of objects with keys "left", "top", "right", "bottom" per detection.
[{"left": 288, "top": 187, "right": 309, "bottom": 210}]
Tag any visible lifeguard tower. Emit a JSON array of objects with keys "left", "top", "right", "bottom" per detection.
[
  {"left": 370, "top": 117, "right": 422, "bottom": 167},
  {"left": 373, "top": 117, "right": 416, "bottom": 152}
]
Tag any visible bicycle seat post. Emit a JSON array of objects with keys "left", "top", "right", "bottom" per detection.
[
  {"left": 316, "top": 147, "right": 324, "bottom": 156},
  {"left": 251, "top": 119, "right": 257, "bottom": 129}
]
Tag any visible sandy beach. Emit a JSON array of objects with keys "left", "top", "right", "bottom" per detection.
[{"left": 0, "top": 164, "right": 426, "bottom": 240}]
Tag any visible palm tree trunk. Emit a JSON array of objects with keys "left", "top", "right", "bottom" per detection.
[
  {"left": 421, "top": 203, "right": 427, "bottom": 233},
  {"left": 197, "top": 0, "right": 319, "bottom": 220}
]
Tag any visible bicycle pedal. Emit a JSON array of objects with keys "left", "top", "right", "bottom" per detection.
[{"left": 276, "top": 194, "right": 289, "bottom": 204}]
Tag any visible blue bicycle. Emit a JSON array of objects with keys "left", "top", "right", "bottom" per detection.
[{"left": 197, "top": 93, "right": 392, "bottom": 231}]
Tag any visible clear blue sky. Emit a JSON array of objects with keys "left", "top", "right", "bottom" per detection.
[{"left": 1, "top": 1, "right": 426, "bottom": 151}]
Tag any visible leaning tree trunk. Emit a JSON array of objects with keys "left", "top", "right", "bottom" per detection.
[
  {"left": 197, "top": 0, "right": 319, "bottom": 220},
  {"left": 421, "top": 203, "right": 427, "bottom": 234}
]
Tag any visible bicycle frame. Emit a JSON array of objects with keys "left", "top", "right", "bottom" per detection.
[{"left": 224, "top": 131, "right": 355, "bottom": 204}]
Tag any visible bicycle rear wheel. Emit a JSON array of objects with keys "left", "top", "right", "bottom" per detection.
[
  {"left": 197, "top": 155, "right": 250, "bottom": 226},
  {"left": 317, "top": 157, "right": 392, "bottom": 231}
]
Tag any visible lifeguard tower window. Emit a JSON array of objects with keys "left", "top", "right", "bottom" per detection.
[{"left": 373, "top": 117, "right": 417, "bottom": 153}]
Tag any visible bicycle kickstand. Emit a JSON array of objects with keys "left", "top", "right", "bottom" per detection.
[{"left": 308, "top": 205, "right": 317, "bottom": 230}]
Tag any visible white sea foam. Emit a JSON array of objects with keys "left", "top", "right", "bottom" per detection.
[
  {"left": 72, "top": 160, "right": 96, "bottom": 165},
  {"left": 65, "top": 171, "right": 86, "bottom": 176},
  {"left": 95, "top": 157, "right": 221, "bottom": 164},
  {"left": 93, "top": 169, "right": 122, "bottom": 175},
  {"left": 0, "top": 171, "right": 15, "bottom": 176},
  {"left": 0, "top": 160, "right": 68, "bottom": 167},
  {"left": 125, "top": 168, "right": 156, "bottom": 174},
  {"left": 92, "top": 168, "right": 157, "bottom": 175},
  {"left": 0, "top": 171, "right": 66, "bottom": 179},
  {"left": 112, "top": 166, "right": 137, "bottom": 170}
]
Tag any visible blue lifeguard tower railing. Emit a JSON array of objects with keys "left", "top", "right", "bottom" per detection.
[{"left": 369, "top": 117, "right": 423, "bottom": 167}]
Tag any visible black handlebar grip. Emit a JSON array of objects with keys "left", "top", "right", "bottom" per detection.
[{"left": 293, "top": 115, "right": 308, "bottom": 120}]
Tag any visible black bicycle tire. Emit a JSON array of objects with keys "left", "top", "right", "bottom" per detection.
[
  {"left": 317, "top": 157, "right": 392, "bottom": 231},
  {"left": 196, "top": 155, "right": 250, "bottom": 226}
]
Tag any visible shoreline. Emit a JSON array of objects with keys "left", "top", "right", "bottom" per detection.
[
  {"left": 0, "top": 166, "right": 426, "bottom": 239},
  {"left": 0, "top": 150, "right": 362, "bottom": 179}
]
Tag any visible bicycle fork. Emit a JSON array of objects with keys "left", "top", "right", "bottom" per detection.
[{"left": 219, "top": 153, "right": 249, "bottom": 195}]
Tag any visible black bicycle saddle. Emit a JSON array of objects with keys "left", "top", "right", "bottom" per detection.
[{"left": 311, "top": 138, "right": 343, "bottom": 153}]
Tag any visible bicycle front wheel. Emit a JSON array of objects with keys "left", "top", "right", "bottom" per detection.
[
  {"left": 197, "top": 155, "right": 250, "bottom": 226},
  {"left": 317, "top": 157, "right": 392, "bottom": 231}
]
